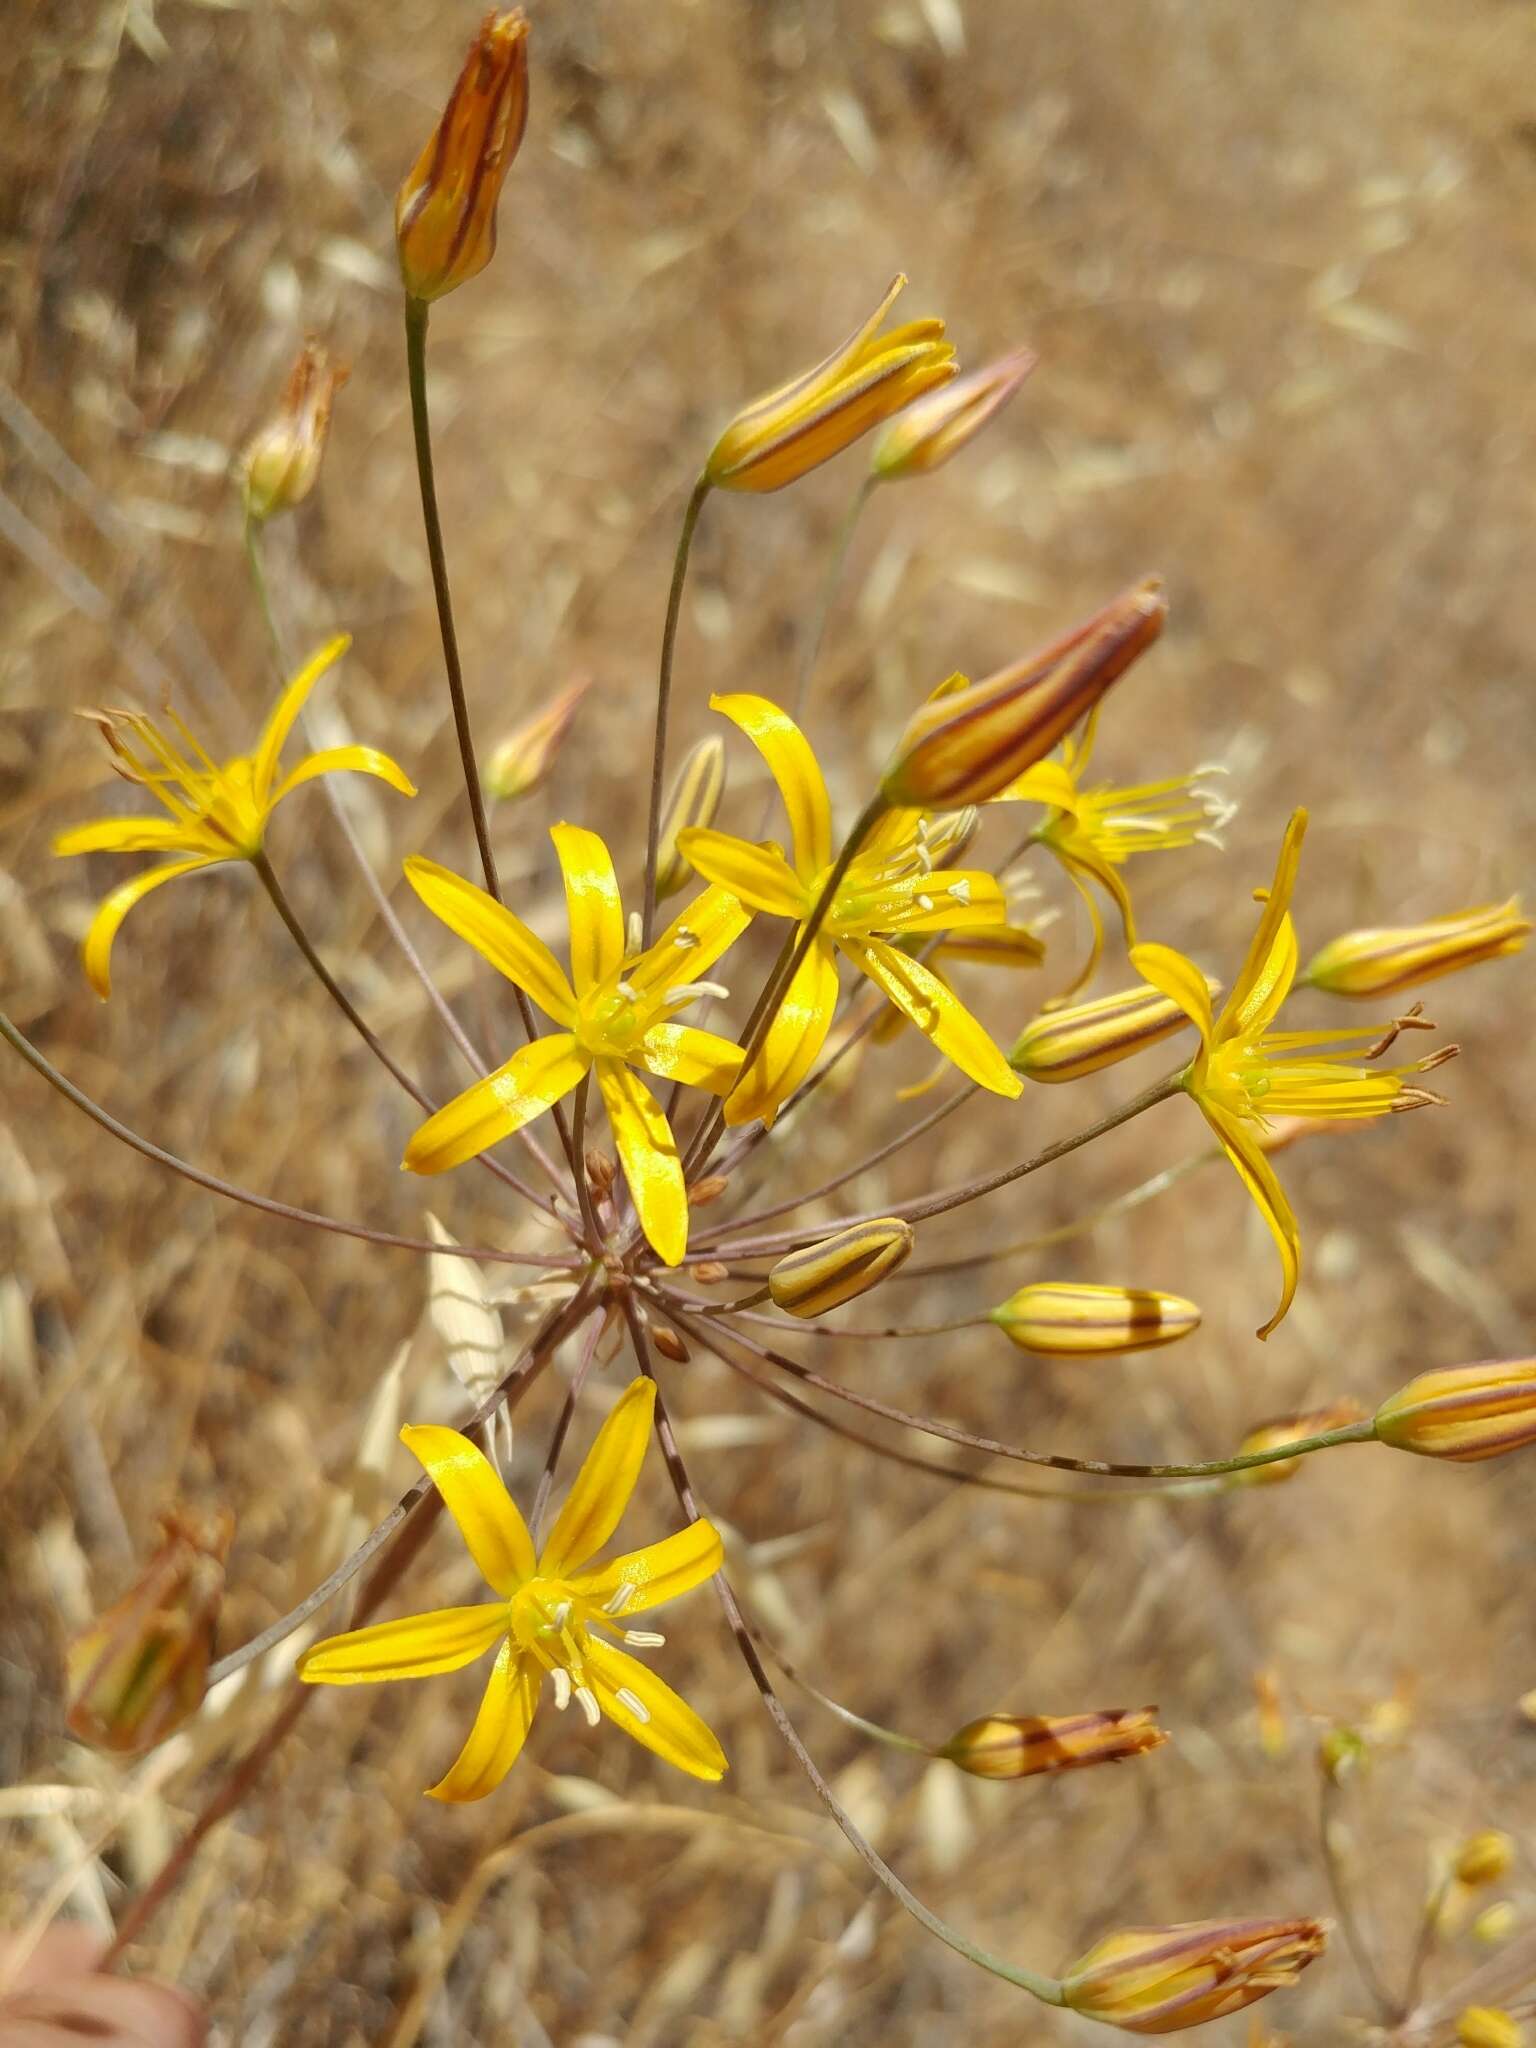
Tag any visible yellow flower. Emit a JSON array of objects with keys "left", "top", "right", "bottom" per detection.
[
  {"left": 298, "top": 1378, "right": 725, "bottom": 1800},
  {"left": 53, "top": 637, "right": 415, "bottom": 998},
  {"left": 402, "top": 827, "right": 750, "bottom": 1264},
  {"left": 1130, "top": 810, "right": 1444, "bottom": 1338},
  {"left": 705, "top": 275, "right": 956, "bottom": 493},
  {"left": 677, "top": 693, "right": 1022, "bottom": 1126}
]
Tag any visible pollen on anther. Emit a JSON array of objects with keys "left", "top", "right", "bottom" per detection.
[
  {"left": 575, "top": 1685, "right": 601, "bottom": 1727},
  {"left": 917, "top": 893, "right": 935, "bottom": 912},
  {"left": 551, "top": 1668, "right": 572, "bottom": 1711},
  {"left": 614, "top": 1687, "right": 652, "bottom": 1724},
  {"left": 623, "top": 1628, "right": 666, "bottom": 1648},
  {"left": 604, "top": 1584, "right": 636, "bottom": 1615},
  {"left": 617, "top": 980, "right": 640, "bottom": 1002}
]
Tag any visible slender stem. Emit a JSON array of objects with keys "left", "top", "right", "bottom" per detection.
[
  {"left": 529, "top": 1305, "right": 609, "bottom": 1545},
  {"left": 738, "top": 1308, "right": 983, "bottom": 1341},
  {"left": 789, "top": 474, "right": 876, "bottom": 722},
  {"left": 1400, "top": 1872, "right": 1453, "bottom": 2020},
  {"left": 569, "top": 1070, "right": 603, "bottom": 1249},
  {"left": 754, "top": 1626, "right": 929, "bottom": 1756},
  {"left": 1319, "top": 1773, "right": 1399, "bottom": 2021},
  {"left": 641, "top": 475, "right": 709, "bottom": 948}
]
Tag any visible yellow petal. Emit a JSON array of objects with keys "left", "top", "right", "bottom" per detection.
[
  {"left": 595, "top": 1059, "right": 689, "bottom": 1266},
  {"left": 1203, "top": 1100, "right": 1301, "bottom": 1340},
  {"left": 635, "top": 1021, "right": 745, "bottom": 1094},
  {"left": 405, "top": 855, "right": 576, "bottom": 1024},
  {"left": 992, "top": 758, "right": 1079, "bottom": 810},
  {"left": 1128, "top": 941, "right": 1215, "bottom": 1069},
  {"left": 1057, "top": 833, "right": 1138, "bottom": 947},
  {"left": 852, "top": 867, "right": 1007, "bottom": 936},
  {"left": 403, "top": 1033, "right": 588, "bottom": 1174},
  {"left": 584, "top": 1636, "right": 727, "bottom": 1781},
  {"left": 629, "top": 883, "right": 754, "bottom": 996},
  {"left": 427, "top": 1639, "right": 541, "bottom": 1803},
  {"left": 270, "top": 745, "right": 417, "bottom": 808},
  {"left": 723, "top": 934, "right": 840, "bottom": 1128},
  {"left": 708, "top": 694, "right": 832, "bottom": 880},
  {"left": 539, "top": 1375, "right": 656, "bottom": 1579},
  {"left": 550, "top": 821, "right": 624, "bottom": 996},
  {"left": 1217, "top": 808, "right": 1307, "bottom": 1042},
  {"left": 844, "top": 937, "right": 1022, "bottom": 1097},
  {"left": 250, "top": 634, "right": 351, "bottom": 807},
  {"left": 1050, "top": 862, "right": 1109, "bottom": 1003},
  {"left": 296, "top": 1602, "right": 506, "bottom": 1685},
  {"left": 400, "top": 1424, "right": 536, "bottom": 1594},
  {"left": 675, "top": 828, "right": 808, "bottom": 921},
  {"left": 54, "top": 817, "right": 206, "bottom": 858},
  {"left": 79, "top": 856, "right": 223, "bottom": 1000},
  {"left": 570, "top": 1518, "right": 724, "bottom": 1616}
]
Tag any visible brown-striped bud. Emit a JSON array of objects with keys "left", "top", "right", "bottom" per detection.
[
  {"left": 1458, "top": 2009, "right": 1526, "bottom": 2048},
  {"left": 881, "top": 577, "right": 1166, "bottom": 807},
  {"left": 687, "top": 1173, "right": 731, "bottom": 1208},
  {"left": 989, "top": 1282, "right": 1200, "bottom": 1357},
  {"left": 1456, "top": 1831, "right": 1516, "bottom": 1888},
  {"left": 655, "top": 736, "right": 727, "bottom": 900},
  {"left": 768, "top": 1218, "right": 914, "bottom": 1318},
  {"left": 584, "top": 1147, "right": 616, "bottom": 1197},
  {"left": 1061, "top": 1917, "right": 1327, "bottom": 2035},
  {"left": 650, "top": 1326, "right": 690, "bottom": 1364},
  {"left": 65, "top": 1506, "right": 233, "bottom": 1756},
  {"left": 935, "top": 922, "right": 1046, "bottom": 970},
  {"left": 690, "top": 1260, "right": 730, "bottom": 1285},
  {"left": 870, "top": 345, "right": 1037, "bottom": 481},
  {"left": 942, "top": 1705, "right": 1167, "bottom": 1780},
  {"left": 1375, "top": 1360, "right": 1536, "bottom": 1463},
  {"left": 1230, "top": 1400, "right": 1370, "bottom": 1486},
  {"left": 396, "top": 11, "right": 530, "bottom": 303},
  {"left": 1009, "top": 976, "right": 1204, "bottom": 1083},
  {"left": 240, "top": 340, "right": 347, "bottom": 523},
  {"left": 485, "top": 677, "right": 591, "bottom": 800},
  {"left": 1303, "top": 898, "right": 1530, "bottom": 1000}
]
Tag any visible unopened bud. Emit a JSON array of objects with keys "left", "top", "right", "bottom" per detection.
[
  {"left": 882, "top": 577, "right": 1166, "bottom": 807},
  {"left": 1010, "top": 976, "right": 1205, "bottom": 1084},
  {"left": 1253, "top": 1670, "right": 1288, "bottom": 1759},
  {"left": 1061, "top": 1917, "right": 1327, "bottom": 2035},
  {"left": 942, "top": 1705, "right": 1167, "bottom": 1780},
  {"left": 656, "top": 737, "right": 727, "bottom": 900},
  {"left": 1458, "top": 2009, "right": 1526, "bottom": 2048},
  {"left": 396, "top": 10, "right": 530, "bottom": 303},
  {"left": 1318, "top": 1725, "right": 1367, "bottom": 1783},
  {"left": 1303, "top": 898, "right": 1530, "bottom": 1000},
  {"left": 651, "top": 1327, "right": 690, "bottom": 1363},
  {"left": 1375, "top": 1359, "right": 1536, "bottom": 1463},
  {"left": 687, "top": 1173, "right": 730, "bottom": 1208},
  {"left": 936, "top": 922, "right": 1047, "bottom": 970},
  {"left": 584, "top": 1147, "right": 616, "bottom": 1197},
  {"left": 65, "top": 1506, "right": 233, "bottom": 1755},
  {"left": 989, "top": 1282, "right": 1200, "bottom": 1357},
  {"left": 1472, "top": 1902, "right": 1519, "bottom": 1945},
  {"left": 769, "top": 1218, "right": 914, "bottom": 1318},
  {"left": 690, "top": 1260, "right": 730, "bottom": 1285},
  {"left": 1231, "top": 1400, "right": 1370, "bottom": 1486},
  {"left": 240, "top": 340, "right": 347, "bottom": 523},
  {"left": 485, "top": 678, "right": 591, "bottom": 800},
  {"left": 1456, "top": 1831, "right": 1516, "bottom": 1888},
  {"left": 870, "top": 345, "right": 1037, "bottom": 481}
]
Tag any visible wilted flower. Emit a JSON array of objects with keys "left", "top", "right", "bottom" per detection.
[
  {"left": 485, "top": 677, "right": 591, "bottom": 800},
  {"left": 869, "top": 345, "right": 1037, "bottom": 481},
  {"left": 1061, "top": 1917, "right": 1327, "bottom": 2035},
  {"left": 768, "top": 1218, "right": 914, "bottom": 1318},
  {"left": 240, "top": 340, "right": 348, "bottom": 523},
  {"left": 1303, "top": 898, "right": 1530, "bottom": 999},
  {"left": 654, "top": 735, "right": 727, "bottom": 901},
  {"left": 1230, "top": 1400, "right": 1370, "bottom": 1486},
  {"left": 1010, "top": 977, "right": 1201, "bottom": 1083},
  {"left": 988, "top": 1282, "right": 1200, "bottom": 1356},
  {"left": 1374, "top": 1359, "right": 1536, "bottom": 1463},
  {"left": 941, "top": 1705, "right": 1167, "bottom": 1780}
]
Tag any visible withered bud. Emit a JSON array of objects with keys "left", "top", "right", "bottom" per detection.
[
  {"left": 240, "top": 340, "right": 348, "bottom": 524},
  {"left": 687, "top": 1174, "right": 731, "bottom": 1208},
  {"left": 485, "top": 677, "right": 591, "bottom": 801},
  {"left": 989, "top": 1282, "right": 1200, "bottom": 1357},
  {"left": 768, "top": 1217, "right": 914, "bottom": 1319},
  {"left": 1455, "top": 1831, "right": 1516, "bottom": 1889},
  {"left": 655, "top": 737, "right": 727, "bottom": 901},
  {"left": 690, "top": 1260, "right": 731, "bottom": 1285},
  {"left": 651, "top": 1327, "right": 690, "bottom": 1364},
  {"left": 1230, "top": 1400, "right": 1370, "bottom": 1486},
  {"left": 942, "top": 1705, "right": 1167, "bottom": 1781},
  {"left": 1375, "top": 1359, "right": 1536, "bottom": 1463},
  {"left": 1061, "top": 1917, "right": 1328, "bottom": 2035},
  {"left": 870, "top": 345, "right": 1038, "bottom": 481}
]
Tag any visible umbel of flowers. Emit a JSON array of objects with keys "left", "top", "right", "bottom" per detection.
[{"left": 10, "top": 7, "right": 1528, "bottom": 2034}]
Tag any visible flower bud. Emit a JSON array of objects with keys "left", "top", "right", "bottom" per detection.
[
  {"left": 942, "top": 1705, "right": 1167, "bottom": 1780},
  {"left": 396, "top": 11, "right": 530, "bottom": 303},
  {"left": 881, "top": 577, "right": 1166, "bottom": 807},
  {"left": 1318, "top": 1725, "right": 1367, "bottom": 1783},
  {"left": 1456, "top": 1831, "right": 1516, "bottom": 1888},
  {"left": 1230, "top": 1400, "right": 1370, "bottom": 1486},
  {"left": 655, "top": 736, "right": 727, "bottom": 900},
  {"left": 240, "top": 341, "right": 347, "bottom": 523},
  {"left": 1303, "top": 898, "right": 1530, "bottom": 999},
  {"left": 651, "top": 1326, "right": 690, "bottom": 1364},
  {"left": 65, "top": 1506, "right": 233, "bottom": 1756},
  {"left": 1253, "top": 1670, "right": 1288, "bottom": 1759},
  {"left": 989, "top": 1282, "right": 1200, "bottom": 1357},
  {"left": 1061, "top": 1917, "right": 1327, "bottom": 2035},
  {"left": 1473, "top": 1902, "right": 1519, "bottom": 1945},
  {"left": 768, "top": 1217, "right": 914, "bottom": 1318},
  {"left": 1375, "top": 1360, "right": 1536, "bottom": 1463},
  {"left": 484, "top": 677, "right": 590, "bottom": 800},
  {"left": 706, "top": 275, "right": 957, "bottom": 493},
  {"left": 1458, "top": 2009, "right": 1526, "bottom": 2048},
  {"left": 869, "top": 345, "right": 1037, "bottom": 481},
  {"left": 1010, "top": 977, "right": 1204, "bottom": 1084}
]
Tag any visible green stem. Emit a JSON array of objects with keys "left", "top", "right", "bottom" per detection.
[
  {"left": 789, "top": 473, "right": 876, "bottom": 722},
  {"left": 642, "top": 475, "right": 709, "bottom": 948}
]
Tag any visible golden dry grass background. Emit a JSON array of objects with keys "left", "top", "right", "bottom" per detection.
[{"left": 3, "top": 2, "right": 1536, "bottom": 2042}]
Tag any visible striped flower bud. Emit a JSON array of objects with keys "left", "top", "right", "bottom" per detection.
[
  {"left": 1303, "top": 898, "right": 1530, "bottom": 999},
  {"left": 1458, "top": 2009, "right": 1526, "bottom": 2048},
  {"left": 989, "top": 1282, "right": 1200, "bottom": 1357},
  {"left": 396, "top": 11, "right": 530, "bottom": 303},
  {"left": 65, "top": 1506, "right": 233, "bottom": 1756},
  {"left": 1061, "top": 1917, "right": 1327, "bottom": 2035},
  {"left": 706, "top": 275, "right": 957, "bottom": 493},
  {"left": 1230, "top": 1399, "right": 1370, "bottom": 1486},
  {"left": 869, "top": 345, "right": 1037, "bottom": 481},
  {"left": 881, "top": 576, "right": 1166, "bottom": 807},
  {"left": 942, "top": 1705, "right": 1167, "bottom": 1781},
  {"left": 1456, "top": 1831, "right": 1516, "bottom": 1888},
  {"left": 1375, "top": 1359, "right": 1536, "bottom": 1463},
  {"left": 768, "top": 1217, "right": 914, "bottom": 1318},
  {"left": 240, "top": 340, "right": 347, "bottom": 524},
  {"left": 485, "top": 677, "right": 590, "bottom": 800},
  {"left": 655, "top": 735, "right": 727, "bottom": 900},
  {"left": 1011, "top": 976, "right": 1206, "bottom": 1083}
]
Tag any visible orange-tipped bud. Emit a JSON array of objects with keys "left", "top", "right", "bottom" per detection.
[
  {"left": 1457, "top": 2009, "right": 1526, "bottom": 2048},
  {"left": 484, "top": 677, "right": 591, "bottom": 800},
  {"left": 1374, "top": 1359, "right": 1536, "bottom": 1463},
  {"left": 869, "top": 345, "right": 1037, "bottom": 481},
  {"left": 240, "top": 341, "right": 347, "bottom": 523},
  {"left": 768, "top": 1217, "right": 913, "bottom": 1318},
  {"left": 705, "top": 275, "right": 957, "bottom": 493},
  {"left": 1010, "top": 976, "right": 1204, "bottom": 1083},
  {"left": 655, "top": 736, "right": 727, "bottom": 900},
  {"left": 881, "top": 577, "right": 1167, "bottom": 807},
  {"left": 1303, "top": 899, "right": 1530, "bottom": 1000},
  {"left": 988, "top": 1282, "right": 1200, "bottom": 1357},
  {"left": 1061, "top": 1917, "right": 1327, "bottom": 2035},
  {"left": 1456, "top": 1831, "right": 1516, "bottom": 1888},
  {"left": 941, "top": 1705, "right": 1167, "bottom": 1780},
  {"left": 1231, "top": 1400, "right": 1370, "bottom": 1486},
  {"left": 65, "top": 1506, "right": 233, "bottom": 1756},
  {"left": 396, "top": 11, "right": 530, "bottom": 303}
]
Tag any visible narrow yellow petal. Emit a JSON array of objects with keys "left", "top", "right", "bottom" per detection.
[
  {"left": 55, "top": 817, "right": 206, "bottom": 858},
  {"left": 400, "top": 1424, "right": 536, "bottom": 1594},
  {"left": 723, "top": 935, "right": 839, "bottom": 1127},
  {"left": 708, "top": 694, "right": 832, "bottom": 879},
  {"left": 674, "top": 828, "right": 807, "bottom": 921},
  {"left": 1216, "top": 808, "right": 1307, "bottom": 1042},
  {"left": 539, "top": 1375, "right": 656, "bottom": 1579},
  {"left": 1058, "top": 835, "right": 1138, "bottom": 948},
  {"left": 269, "top": 745, "right": 417, "bottom": 808},
  {"left": 250, "top": 634, "right": 351, "bottom": 806},
  {"left": 427, "top": 1639, "right": 540, "bottom": 1803},
  {"left": 993, "top": 759, "right": 1078, "bottom": 809},
  {"left": 629, "top": 883, "right": 754, "bottom": 996},
  {"left": 405, "top": 855, "right": 576, "bottom": 1024},
  {"left": 1203, "top": 1100, "right": 1302, "bottom": 1340},
  {"left": 296, "top": 1603, "right": 505, "bottom": 1685},
  {"left": 1128, "top": 941, "right": 1215, "bottom": 1068},
  {"left": 550, "top": 821, "right": 624, "bottom": 996},
  {"left": 635, "top": 1021, "right": 745, "bottom": 1094},
  {"left": 570, "top": 1519, "right": 724, "bottom": 1617},
  {"left": 584, "top": 1636, "right": 727, "bottom": 1781},
  {"left": 853, "top": 867, "right": 1006, "bottom": 936},
  {"left": 1226, "top": 910, "right": 1299, "bottom": 1042},
  {"left": 403, "top": 1034, "right": 587, "bottom": 1174},
  {"left": 845, "top": 937, "right": 1022, "bottom": 1097},
  {"left": 595, "top": 1059, "right": 689, "bottom": 1266},
  {"left": 79, "top": 856, "right": 223, "bottom": 999}
]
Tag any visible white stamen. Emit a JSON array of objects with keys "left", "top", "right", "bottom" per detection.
[
  {"left": 623, "top": 1629, "right": 666, "bottom": 1648},
  {"left": 614, "top": 1687, "right": 652, "bottom": 1724},
  {"left": 616, "top": 979, "right": 640, "bottom": 1002},
  {"left": 668, "top": 979, "right": 729, "bottom": 1005},
  {"left": 552, "top": 1667, "right": 572, "bottom": 1711},
  {"left": 916, "top": 893, "right": 935, "bottom": 913},
  {"left": 1102, "top": 815, "right": 1168, "bottom": 835},
  {"left": 947, "top": 879, "right": 971, "bottom": 905},
  {"left": 626, "top": 911, "right": 643, "bottom": 954},
  {"left": 604, "top": 1583, "right": 636, "bottom": 1615},
  {"left": 551, "top": 1600, "right": 571, "bottom": 1627},
  {"left": 673, "top": 927, "right": 699, "bottom": 948},
  {"left": 1195, "top": 829, "right": 1228, "bottom": 850},
  {"left": 1192, "top": 761, "right": 1229, "bottom": 778},
  {"left": 576, "top": 1684, "right": 601, "bottom": 1727}
]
